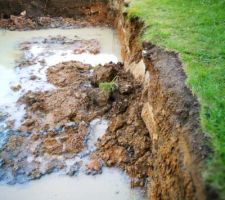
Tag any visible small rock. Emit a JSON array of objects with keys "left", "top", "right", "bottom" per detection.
[
  {"left": 88, "top": 88, "right": 110, "bottom": 107},
  {"left": 20, "top": 10, "right": 26, "bottom": 17},
  {"left": 10, "top": 84, "right": 22, "bottom": 92},
  {"left": 85, "top": 159, "right": 102, "bottom": 175},
  {"left": 30, "top": 75, "right": 38, "bottom": 80},
  {"left": 118, "top": 83, "right": 133, "bottom": 94}
]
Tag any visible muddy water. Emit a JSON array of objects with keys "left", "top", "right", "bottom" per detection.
[
  {"left": 0, "top": 27, "right": 121, "bottom": 129},
  {"left": 0, "top": 171, "right": 142, "bottom": 200},
  {"left": 0, "top": 28, "right": 147, "bottom": 200},
  {"left": 0, "top": 119, "right": 146, "bottom": 200},
  {"left": 0, "top": 28, "right": 121, "bottom": 68}
]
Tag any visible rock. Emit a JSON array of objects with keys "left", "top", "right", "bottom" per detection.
[
  {"left": 118, "top": 83, "right": 133, "bottom": 94},
  {"left": 37, "top": 17, "right": 52, "bottom": 27},
  {"left": 85, "top": 159, "right": 102, "bottom": 175},
  {"left": 131, "top": 178, "right": 146, "bottom": 188},
  {"left": 23, "top": 119, "right": 35, "bottom": 127},
  {"left": 88, "top": 88, "right": 110, "bottom": 107},
  {"left": 30, "top": 75, "right": 38, "bottom": 80},
  {"left": 10, "top": 84, "right": 22, "bottom": 92},
  {"left": 20, "top": 10, "right": 26, "bottom": 17}
]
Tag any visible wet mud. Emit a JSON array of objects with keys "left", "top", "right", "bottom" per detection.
[{"left": 0, "top": 34, "right": 150, "bottom": 191}]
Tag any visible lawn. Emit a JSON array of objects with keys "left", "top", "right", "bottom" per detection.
[{"left": 127, "top": 0, "right": 225, "bottom": 197}]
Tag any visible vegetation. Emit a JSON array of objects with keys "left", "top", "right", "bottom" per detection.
[
  {"left": 99, "top": 81, "right": 117, "bottom": 93},
  {"left": 128, "top": 0, "right": 225, "bottom": 197}
]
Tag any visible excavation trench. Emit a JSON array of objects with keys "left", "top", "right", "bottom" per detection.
[
  {"left": 0, "top": 1, "right": 208, "bottom": 200},
  {"left": 0, "top": 17, "right": 148, "bottom": 200}
]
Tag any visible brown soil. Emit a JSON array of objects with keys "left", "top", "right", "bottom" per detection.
[
  {"left": 0, "top": 55, "right": 151, "bottom": 187},
  {"left": 0, "top": 1, "right": 112, "bottom": 30},
  {"left": 112, "top": 2, "right": 208, "bottom": 198},
  {"left": 19, "top": 61, "right": 92, "bottom": 132},
  {"left": 141, "top": 43, "right": 208, "bottom": 200},
  {"left": 0, "top": 15, "right": 109, "bottom": 31},
  {"left": 0, "top": 0, "right": 108, "bottom": 19}
]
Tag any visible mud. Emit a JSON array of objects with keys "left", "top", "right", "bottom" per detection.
[
  {"left": 0, "top": 0, "right": 209, "bottom": 199},
  {"left": 0, "top": 0, "right": 109, "bottom": 19},
  {"left": 0, "top": 0, "right": 112, "bottom": 31},
  {"left": 0, "top": 37, "right": 150, "bottom": 189},
  {"left": 0, "top": 15, "right": 108, "bottom": 31},
  {"left": 0, "top": 0, "right": 110, "bottom": 30}
]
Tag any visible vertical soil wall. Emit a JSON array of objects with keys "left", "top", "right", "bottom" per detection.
[
  {"left": 109, "top": 1, "right": 208, "bottom": 199},
  {"left": 0, "top": 0, "right": 108, "bottom": 20}
]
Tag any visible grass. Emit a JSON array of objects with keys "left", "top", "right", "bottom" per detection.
[
  {"left": 99, "top": 81, "right": 117, "bottom": 93},
  {"left": 128, "top": 0, "right": 225, "bottom": 197},
  {"left": 99, "top": 76, "right": 118, "bottom": 93}
]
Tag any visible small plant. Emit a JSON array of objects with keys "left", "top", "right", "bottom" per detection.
[
  {"left": 99, "top": 82, "right": 117, "bottom": 93},
  {"left": 99, "top": 76, "right": 118, "bottom": 93}
]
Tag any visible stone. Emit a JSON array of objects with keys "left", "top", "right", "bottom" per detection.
[
  {"left": 85, "top": 159, "right": 102, "bottom": 174},
  {"left": 10, "top": 84, "right": 22, "bottom": 92},
  {"left": 88, "top": 88, "right": 110, "bottom": 107}
]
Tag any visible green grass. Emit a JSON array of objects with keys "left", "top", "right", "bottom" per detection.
[
  {"left": 128, "top": 0, "right": 225, "bottom": 197},
  {"left": 99, "top": 81, "right": 117, "bottom": 93}
]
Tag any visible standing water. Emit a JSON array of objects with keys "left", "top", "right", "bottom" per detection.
[{"left": 0, "top": 28, "right": 147, "bottom": 200}]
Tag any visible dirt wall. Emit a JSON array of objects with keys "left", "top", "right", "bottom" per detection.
[
  {"left": 109, "top": 1, "right": 208, "bottom": 199},
  {"left": 0, "top": 0, "right": 108, "bottom": 19}
]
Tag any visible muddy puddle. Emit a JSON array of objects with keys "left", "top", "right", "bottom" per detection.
[{"left": 0, "top": 27, "right": 147, "bottom": 199}]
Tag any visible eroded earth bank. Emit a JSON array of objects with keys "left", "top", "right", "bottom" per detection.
[{"left": 0, "top": 0, "right": 209, "bottom": 200}]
